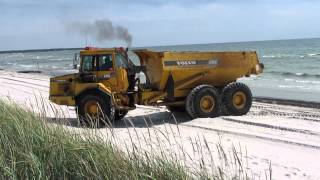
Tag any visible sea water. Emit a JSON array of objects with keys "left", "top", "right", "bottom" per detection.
[{"left": 1, "top": 38, "right": 320, "bottom": 102}]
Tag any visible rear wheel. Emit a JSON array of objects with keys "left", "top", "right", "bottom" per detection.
[
  {"left": 186, "top": 85, "right": 220, "bottom": 119},
  {"left": 77, "top": 94, "right": 115, "bottom": 128},
  {"left": 221, "top": 82, "right": 252, "bottom": 116}
]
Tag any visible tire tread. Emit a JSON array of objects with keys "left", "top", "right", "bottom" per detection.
[{"left": 221, "top": 82, "right": 252, "bottom": 116}]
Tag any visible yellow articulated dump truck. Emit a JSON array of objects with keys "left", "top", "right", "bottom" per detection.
[{"left": 49, "top": 47, "right": 263, "bottom": 126}]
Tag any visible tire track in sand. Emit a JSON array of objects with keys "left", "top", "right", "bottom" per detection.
[
  {"left": 0, "top": 77, "right": 49, "bottom": 88},
  {"left": 221, "top": 117, "right": 320, "bottom": 136},
  {"left": 179, "top": 123, "right": 320, "bottom": 150}
]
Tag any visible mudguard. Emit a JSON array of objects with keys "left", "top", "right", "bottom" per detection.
[{"left": 74, "top": 83, "right": 114, "bottom": 104}]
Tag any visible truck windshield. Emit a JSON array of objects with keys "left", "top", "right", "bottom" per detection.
[
  {"left": 116, "top": 52, "right": 137, "bottom": 69},
  {"left": 115, "top": 54, "right": 129, "bottom": 68},
  {"left": 81, "top": 55, "right": 95, "bottom": 71}
]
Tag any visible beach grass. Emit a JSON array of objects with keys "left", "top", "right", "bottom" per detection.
[
  {"left": 0, "top": 100, "right": 189, "bottom": 179},
  {"left": 0, "top": 98, "right": 266, "bottom": 179}
]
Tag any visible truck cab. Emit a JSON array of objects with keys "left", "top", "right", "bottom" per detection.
[
  {"left": 77, "top": 47, "right": 131, "bottom": 93},
  {"left": 50, "top": 47, "right": 135, "bottom": 125}
]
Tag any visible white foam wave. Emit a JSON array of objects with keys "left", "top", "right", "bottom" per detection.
[
  {"left": 284, "top": 78, "right": 320, "bottom": 84},
  {"left": 262, "top": 55, "right": 276, "bottom": 58},
  {"left": 19, "top": 64, "right": 35, "bottom": 68},
  {"left": 278, "top": 85, "right": 312, "bottom": 90},
  {"left": 5, "top": 53, "right": 25, "bottom": 58},
  {"left": 307, "top": 53, "right": 319, "bottom": 57},
  {"left": 262, "top": 53, "right": 320, "bottom": 59},
  {"left": 296, "top": 80, "right": 320, "bottom": 84},
  {"left": 6, "top": 62, "right": 17, "bottom": 65}
]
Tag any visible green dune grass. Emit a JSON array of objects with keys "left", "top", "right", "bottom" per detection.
[
  {"left": 0, "top": 99, "right": 264, "bottom": 180},
  {"left": 0, "top": 100, "right": 189, "bottom": 179}
]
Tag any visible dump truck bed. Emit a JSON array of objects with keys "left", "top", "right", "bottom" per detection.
[{"left": 134, "top": 50, "right": 262, "bottom": 91}]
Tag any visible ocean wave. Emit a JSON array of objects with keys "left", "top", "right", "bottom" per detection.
[
  {"left": 262, "top": 54, "right": 298, "bottom": 59},
  {"left": 262, "top": 55, "right": 286, "bottom": 59},
  {"left": 6, "top": 62, "right": 17, "bottom": 65},
  {"left": 5, "top": 53, "right": 25, "bottom": 58},
  {"left": 306, "top": 53, "right": 320, "bottom": 57},
  {"left": 262, "top": 55, "right": 277, "bottom": 58},
  {"left": 284, "top": 78, "right": 320, "bottom": 84},
  {"left": 296, "top": 80, "right": 320, "bottom": 84},
  {"left": 262, "top": 53, "right": 320, "bottom": 59},
  {"left": 50, "top": 58, "right": 72, "bottom": 61},
  {"left": 298, "top": 53, "right": 320, "bottom": 58},
  {"left": 268, "top": 71, "right": 320, "bottom": 78},
  {"left": 18, "top": 64, "right": 35, "bottom": 68}
]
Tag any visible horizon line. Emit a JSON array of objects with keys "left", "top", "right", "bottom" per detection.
[{"left": 1, "top": 37, "right": 319, "bottom": 53}]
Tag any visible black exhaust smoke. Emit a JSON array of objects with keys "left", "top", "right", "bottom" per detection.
[{"left": 65, "top": 19, "right": 132, "bottom": 47}]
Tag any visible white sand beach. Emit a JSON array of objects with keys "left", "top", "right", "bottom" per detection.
[{"left": 1, "top": 70, "right": 320, "bottom": 180}]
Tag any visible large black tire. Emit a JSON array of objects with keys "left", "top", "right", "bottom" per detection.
[
  {"left": 166, "top": 105, "right": 186, "bottom": 112},
  {"left": 115, "top": 109, "right": 129, "bottom": 120},
  {"left": 221, "top": 82, "right": 252, "bottom": 116},
  {"left": 77, "top": 94, "right": 115, "bottom": 128},
  {"left": 186, "top": 85, "right": 220, "bottom": 119}
]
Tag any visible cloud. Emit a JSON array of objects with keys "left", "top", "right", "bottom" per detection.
[{"left": 0, "top": 0, "right": 320, "bottom": 50}]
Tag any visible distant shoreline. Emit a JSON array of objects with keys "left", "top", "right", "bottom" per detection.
[
  {"left": 0, "top": 48, "right": 82, "bottom": 54},
  {"left": 1, "top": 37, "right": 320, "bottom": 54}
]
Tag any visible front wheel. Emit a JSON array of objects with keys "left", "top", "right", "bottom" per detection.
[
  {"left": 77, "top": 94, "right": 115, "bottom": 128},
  {"left": 221, "top": 82, "right": 252, "bottom": 116}
]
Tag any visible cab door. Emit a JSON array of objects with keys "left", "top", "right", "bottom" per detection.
[
  {"left": 96, "top": 53, "right": 130, "bottom": 93},
  {"left": 96, "top": 54, "right": 118, "bottom": 90},
  {"left": 114, "top": 53, "right": 130, "bottom": 93},
  {"left": 79, "top": 55, "right": 98, "bottom": 83}
]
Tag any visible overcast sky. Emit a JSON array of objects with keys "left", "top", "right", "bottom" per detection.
[{"left": 1, "top": 0, "right": 320, "bottom": 50}]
